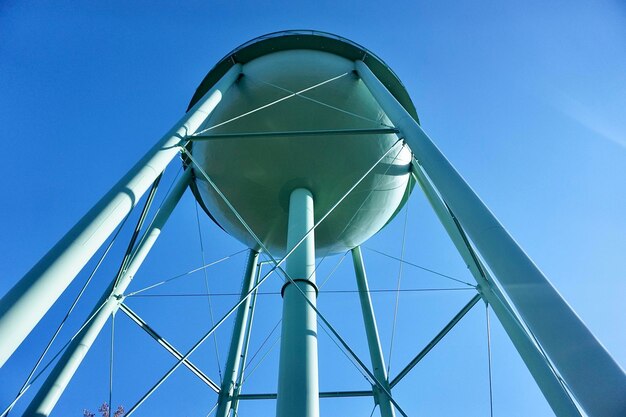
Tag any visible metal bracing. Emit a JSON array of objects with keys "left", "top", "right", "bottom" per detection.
[
  {"left": 190, "top": 128, "right": 399, "bottom": 140},
  {"left": 351, "top": 247, "right": 395, "bottom": 417},
  {"left": 194, "top": 71, "right": 350, "bottom": 135},
  {"left": 243, "top": 71, "right": 395, "bottom": 129},
  {"left": 0, "top": 63, "right": 242, "bottom": 368},
  {"left": 237, "top": 391, "right": 373, "bottom": 400},
  {"left": 216, "top": 250, "right": 260, "bottom": 417},
  {"left": 182, "top": 139, "right": 403, "bottom": 284},
  {"left": 410, "top": 160, "right": 582, "bottom": 417},
  {"left": 23, "top": 169, "right": 193, "bottom": 417},
  {"left": 485, "top": 303, "right": 494, "bottom": 417},
  {"left": 185, "top": 140, "right": 410, "bottom": 417},
  {"left": 390, "top": 293, "right": 481, "bottom": 388},
  {"left": 117, "top": 303, "right": 220, "bottom": 393},
  {"left": 125, "top": 249, "right": 248, "bottom": 297},
  {"left": 3, "top": 178, "right": 158, "bottom": 416},
  {"left": 194, "top": 201, "right": 224, "bottom": 384},
  {"left": 123, "top": 258, "right": 283, "bottom": 416},
  {"left": 356, "top": 59, "right": 626, "bottom": 417},
  {"left": 230, "top": 261, "right": 263, "bottom": 417}
]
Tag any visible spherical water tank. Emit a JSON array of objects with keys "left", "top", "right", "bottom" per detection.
[{"left": 187, "top": 31, "right": 419, "bottom": 256}]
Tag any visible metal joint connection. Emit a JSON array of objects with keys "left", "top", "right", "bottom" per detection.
[{"left": 280, "top": 278, "right": 319, "bottom": 298}]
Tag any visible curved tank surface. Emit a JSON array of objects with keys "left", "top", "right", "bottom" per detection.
[{"left": 188, "top": 31, "right": 418, "bottom": 256}]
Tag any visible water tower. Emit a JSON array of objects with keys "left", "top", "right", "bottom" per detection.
[{"left": 0, "top": 31, "right": 624, "bottom": 417}]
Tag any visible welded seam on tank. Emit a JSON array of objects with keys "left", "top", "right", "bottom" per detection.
[
  {"left": 242, "top": 74, "right": 395, "bottom": 129},
  {"left": 193, "top": 72, "right": 351, "bottom": 135},
  {"left": 183, "top": 141, "right": 409, "bottom": 416}
]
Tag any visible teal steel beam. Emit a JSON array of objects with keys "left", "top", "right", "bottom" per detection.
[
  {"left": 276, "top": 188, "right": 319, "bottom": 417},
  {"left": 231, "top": 261, "right": 262, "bottom": 417},
  {"left": 190, "top": 127, "right": 399, "bottom": 140},
  {"left": 216, "top": 250, "right": 260, "bottom": 417},
  {"left": 390, "top": 293, "right": 481, "bottom": 388},
  {"left": 0, "top": 64, "right": 242, "bottom": 368},
  {"left": 23, "top": 169, "right": 193, "bottom": 417},
  {"left": 356, "top": 59, "right": 626, "bottom": 417},
  {"left": 410, "top": 161, "right": 582, "bottom": 416},
  {"left": 238, "top": 391, "right": 373, "bottom": 400},
  {"left": 117, "top": 302, "right": 220, "bottom": 393},
  {"left": 351, "top": 247, "right": 395, "bottom": 417}
]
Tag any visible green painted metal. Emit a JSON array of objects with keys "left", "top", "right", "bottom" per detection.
[
  {"left": 356, "top": 58, "right": 622, "bottom": 415},
  {"left": 118, "top": 303, "right": 220, "bottom": 393},
  {"left": 390, "top": 293, "right": 482, "bottom": 388},
  {"left": 0, "top": 64, "right": 241, "bottom": 369},
  {"left": 230, "top": 262, "right": 262, "bottom": 416},
  {"left": 187, "top": 31, "right": 419, "bottom": 122},
  {"left": 191, "top": 50, "right": 413, "bottom": 256},
  {"left": 238, "top": 391, "right": 373, "bottom": 400},
  {"left": 276, "top": 188, "right": 319, "bottom": 417},
  {"left": 23, "top": 169, "right": 193, "bottom": 417},
  {"left": 410, "top": 162, "right": 582, "bottom": 417},
  {"left": 216, "top": 250, "right": 260, "bottom": 417},
  {"left": 351, "top": 247, "right": 395, "bottom": 417}
]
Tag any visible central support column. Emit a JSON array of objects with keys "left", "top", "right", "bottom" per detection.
[{"left": 276, "top": 188, "right": 320, "bottom": 417}]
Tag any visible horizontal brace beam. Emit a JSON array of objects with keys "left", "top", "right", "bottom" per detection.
[
  {"left": 237, "top": 390, "right": 373, "bottom": 400},
  {"left": 118, "top": 303, "right": 220, "bottom": 393},
  {"left": 390, "top": 293, "right": 481, "bottom": 388},
  {"left": 189, "top": 128, "right": 399, "bottom": 140}
]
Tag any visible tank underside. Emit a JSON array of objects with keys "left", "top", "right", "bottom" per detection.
[{"left": 191, "top": 46, "right": 414, "bottom": 256}]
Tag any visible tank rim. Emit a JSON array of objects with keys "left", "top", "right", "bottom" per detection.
[{"left": 186, "top": 29, "right": 419, "bottom": 122}]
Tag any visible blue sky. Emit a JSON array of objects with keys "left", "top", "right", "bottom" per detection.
[{"left": 1, "top": 1, "right": 625, "bottom": 416}]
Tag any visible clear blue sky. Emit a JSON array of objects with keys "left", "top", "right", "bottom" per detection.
[{"left": 1, "top": 1, "right": 625, "bottom": 416}]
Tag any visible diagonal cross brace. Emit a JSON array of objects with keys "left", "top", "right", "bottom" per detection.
[
  {"left": 118, "top": 302, "right": 220, "bottom": 393},
  {"left": 184, "top": 142, "right": 411, "bottom": 417},
  {"left": 390, "top": 293, "right": 482, "bottom": 388}
]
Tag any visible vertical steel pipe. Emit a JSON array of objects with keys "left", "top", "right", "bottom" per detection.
[
  {"left": 0, "top": 64, "right": 242, "bottom": 368},
  {"left": 23, "top": 169, "right": 192, "bottom": 417},
  {"left": 351, "top": 247, "right": 395, "bottom": 417},
  {"left": 356, "top": 60, "right": 626, "bottom": 417},
  {"left": 231, "top": 262, "right": 262, "bottom": 416},
  {"left": 276, "top": 188, "right": 319, "bottom": 417},
  {"left": 216, "top": 250, "right": 259, "bottom": 417}
]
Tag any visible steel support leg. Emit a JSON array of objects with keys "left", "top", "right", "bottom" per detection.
[
  {"left": 216, "top": 250, "right": 260, "bottom": 417},
  {"left": 410, "top": 161, "right": 582, "bottom": 416},
  {"left": 351, "top": 247, "right": 395, "bottom": 417},
  {"left": 231, "top": 262, "right": 262, "bottom": 416},
  {"left": 22, "top": 169, "right": 192, "bottom": 417},
  {"left": 0, "top": 64, "right": 241, "bottom": 368},
  {"left": 276, "top": 188, "right": 319, "bottom": 417},
  {"left": 356, "top": 59, "right": 626, "bottom": 416}
]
